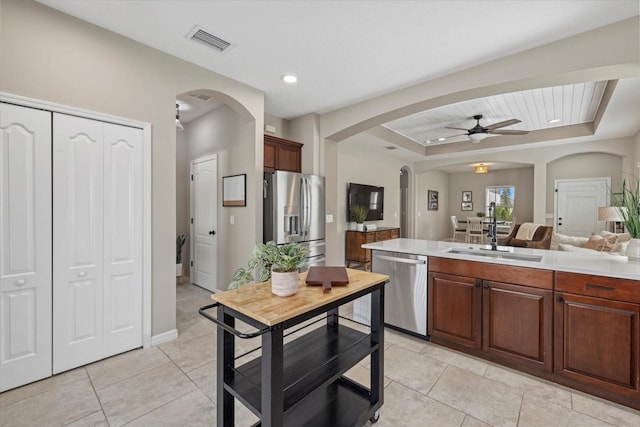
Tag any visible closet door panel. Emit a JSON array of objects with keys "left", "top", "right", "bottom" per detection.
[
  {"left": 53, "top": 113, "right": 104, "bottom": 373},
  {"left": 103, "top": 123, "right": 143, "bottom": 356},
  {"left": 0, "top": 103, "right": 52, "bottom": 391}
]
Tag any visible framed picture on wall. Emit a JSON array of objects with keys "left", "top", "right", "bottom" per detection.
[
  {"left": 223, "top": 174, "right": 246, "bottom": 207},
  {"left": 462, "top": 191, "right": 472, "bottom": 202},
  {"left": 461, "top": 202, "right": 473, "bottom": 211},
  {"left": 428, "top": 190, "right": 439, "bottom": 211}
]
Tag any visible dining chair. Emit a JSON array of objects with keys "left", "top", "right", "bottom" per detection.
[
  {"left": 451, "top": 216, "right": 467, "bottom": 242},
  {"left": 466, "top": 217, "right": 485, "bottom": 243}
]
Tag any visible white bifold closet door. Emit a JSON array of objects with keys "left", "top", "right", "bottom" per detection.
[
  {"left": 0, "top": 103, "right": 52, "bottom": 392},
  {"left": 53, "top": 113, "right": 142, "bottom": 374}
]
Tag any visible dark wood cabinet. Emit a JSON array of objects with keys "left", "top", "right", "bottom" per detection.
[
  {"left": 264, "top": 134, "right": 302, "bottom": 172},
  {"left": 345, "top": 228, "right": 399, "bottom": 271},
  {"left": 428, "top": 272, "right": 482, "bottom": 349},
  {"left": 483, "top": 280, "right": 553, "bottom": 372},
  {"left": 554, "top": 272, "right": 640, "bottom": 409},
  {"left": 428, "top": 257, "right": 553, "bottom": 374}
]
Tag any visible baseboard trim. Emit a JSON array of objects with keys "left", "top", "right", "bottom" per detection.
[{"left": 151, "top": 329, "right": 178, "bottom": 346}]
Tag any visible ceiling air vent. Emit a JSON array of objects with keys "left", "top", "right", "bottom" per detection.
[
  {"left": 385, "top": 146, "right": 398, "bottom": 150},
  {"left": 188, "top": 26, "right": 230, "bottom": 52}
]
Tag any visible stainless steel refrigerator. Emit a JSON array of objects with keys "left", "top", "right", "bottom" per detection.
[{"left": 263, "top": 171, "right": 325, "bottom": 268}]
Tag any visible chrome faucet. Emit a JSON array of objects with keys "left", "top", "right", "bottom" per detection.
[{"left": 488, "top": 202, "right": 498, "bottom": 251}]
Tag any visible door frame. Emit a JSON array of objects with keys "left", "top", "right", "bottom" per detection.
[{"left": 1, "top": 92, "right": 153, "bottom": 348}]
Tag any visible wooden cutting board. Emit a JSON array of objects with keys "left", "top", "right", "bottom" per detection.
[{"left": 305, "top": 266, "right": 349, "bottom": 293}]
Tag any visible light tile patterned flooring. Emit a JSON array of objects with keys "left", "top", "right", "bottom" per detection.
[{"left": 2, "top": 282, "right": 640, "bottom": 426}]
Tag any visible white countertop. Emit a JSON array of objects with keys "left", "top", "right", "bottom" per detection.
[{"left": 362, "top": 239, "right": 640, "bottom": 281}]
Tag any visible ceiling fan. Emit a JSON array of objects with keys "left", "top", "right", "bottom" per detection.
[{"left": 444, "top": 114, "right": 529, "bottom": 143}]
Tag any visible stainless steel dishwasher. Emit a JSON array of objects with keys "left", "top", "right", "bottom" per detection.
[{"left": 372, "top": 250, "right": 428, "bottom": 338}]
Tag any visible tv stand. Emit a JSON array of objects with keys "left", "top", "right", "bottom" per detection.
[{"left": 346, "top": 227, "right": 399, "bottom": 271}]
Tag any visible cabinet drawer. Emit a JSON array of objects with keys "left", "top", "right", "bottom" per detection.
[
  {"left": 375, "top": 230, "right": 392, "bottom": 241},
  {"left": 556, "top": 272, "right": 640, "bottom": 303}
]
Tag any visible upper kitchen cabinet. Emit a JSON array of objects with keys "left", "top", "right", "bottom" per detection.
[{"left": 264, "top": 134, "right": 302, "bottom": 173}]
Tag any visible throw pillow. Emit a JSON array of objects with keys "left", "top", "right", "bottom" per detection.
[
  {"left": 550, "top": 233, "right": 589, "bottom": 251},
  {"left": 584, "top": 234, "right": 618, "bottom": 252}
]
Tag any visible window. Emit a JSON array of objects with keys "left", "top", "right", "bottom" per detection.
[{"left": 485, "top": 186, "right": 515, "bottom": 220}]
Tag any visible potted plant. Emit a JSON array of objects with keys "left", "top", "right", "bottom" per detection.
[
  {"left": 351, "top": 204, "right": 368, "bottom": 231},
  {"left": 176, "top": 234, "right": 188, "bottom": 277},
  {"left": 615, "top": 177, "right": 640, "bottom": 260},
  {"left": 476, "top": 212, "right": 486, "bottom": 218},
  {"left": 230, "top": 241, "right": 309, "bottom": 296}
]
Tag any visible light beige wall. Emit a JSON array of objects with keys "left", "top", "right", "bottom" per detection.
[
  {"left": 547, "top": 152, "right": 624, "bottom": 211},
  {"left": 333, "top": 136, "right": 407, "bottom": 264},
  {"left": 415, "top": 170, "right": 449, "bottom": 240},
  {"left": 635, "top": 131, "right": 640, "bottom": 177},
  {"left": 288, "top": 113, "right": 321, "bottom": 174},
  {"left": 264, "top": 113, "right": 288, "bottom": 138},
  {"left": 0, "top": 0, "right": 264, "bottom": 336},
  {"left": 176, "top": 129, "right": 190, "bottom": 276},
  {"left": 448, "top": 168, "right": 535, "bottom": 224}
]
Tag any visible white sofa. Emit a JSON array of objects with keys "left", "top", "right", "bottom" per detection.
[{"left": 550, "top": 231, "right": 631, "bottom": 257}]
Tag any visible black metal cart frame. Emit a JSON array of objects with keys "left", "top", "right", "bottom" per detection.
[{"left": 200, "top": 281, "right": 386, "bottom": 427}]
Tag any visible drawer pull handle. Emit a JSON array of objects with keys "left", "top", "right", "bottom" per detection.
[
  {"left": 16, "top": 279, "right": 26, "bottom": 286},
  {"left": 585, "top": 283, "right": 614, "bottom": 292}
]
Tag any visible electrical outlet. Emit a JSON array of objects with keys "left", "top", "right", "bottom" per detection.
[{"left": 230, "top": 215, "right": 235, "bottom": 225}]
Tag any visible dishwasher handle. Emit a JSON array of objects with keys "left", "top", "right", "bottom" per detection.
[{"left": 373, "top": 254, "right": 426, "bottom": 265}]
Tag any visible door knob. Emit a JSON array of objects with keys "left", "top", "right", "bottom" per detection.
[{"left": 209, "top": 230, "right": 216, "bottom": 235}]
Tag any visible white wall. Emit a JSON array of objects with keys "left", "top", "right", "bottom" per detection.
[
  {"left": 176, "top": 129, "right": 190, "bottom": 276},
  {"left": 0, "top": 0, "right": 264, "bottom": 337}
]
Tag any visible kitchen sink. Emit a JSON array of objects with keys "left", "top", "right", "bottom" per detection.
[{"left": 445, "top": 248, "right": 543, "bottom": 263}]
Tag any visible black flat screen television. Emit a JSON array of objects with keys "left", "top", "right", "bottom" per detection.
[{"left": 347, "top": 183, "right": 384, "bottom": 221}]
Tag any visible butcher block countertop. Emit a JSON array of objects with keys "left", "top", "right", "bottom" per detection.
[{"left": 211, "top": 268, "right": 389, "bottom": 326}]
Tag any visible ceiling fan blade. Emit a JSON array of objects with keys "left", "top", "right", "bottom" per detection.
[
  {"left": 491, "top": 129, "right": 529, "bottom": 135},
  {"left": 444, "top": 126, "right": 470, "bottom": 131},
  {"left": 485, "top": 119, "right": 521, "bottom": 130}
]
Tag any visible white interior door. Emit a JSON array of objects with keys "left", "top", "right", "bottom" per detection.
[
  {"left": 102, "top": 123, "right": 142, "bottom": 357},
  {"left": 555, "top": 178, "right": 610, "bottom": 237},
  {"left": 53, "top": 114, "right": 104, "bottom": 373},
  {"left": 53, "top": 114, "right": 143, "bottom": 373},
  {"left": 191, "top": 155, "right": 218, "bottom": 292},
  {"left": 0, "top": 103, "right": 52, "bottom": 392}
]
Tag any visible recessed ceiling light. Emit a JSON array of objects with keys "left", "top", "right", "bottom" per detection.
[
  {"left": 438, "top": 137, "right": 446, "bottom": 142},
  {"left": 282, "top": 74, "right": 298, "bottom": 83},
  {"left": 548, "top": 118, "right": 560, "bottom": 124}
]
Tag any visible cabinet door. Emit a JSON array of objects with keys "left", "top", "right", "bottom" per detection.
[
  {"left": 428, "top": 272, "right": 481, "bottom": 349},
  {"left": 0, "top": 103, "right": 52, "bottom": 392},
  {"left": 264, "top": 141, "right": 276, "bottom": 171},
  {"left": 346, "top": 231, "right": 367, "bottom": 263},
  {"left": 483, "top": 281, "right": 552, "bottom": 372},
  {"left": 53, "top": 114, "right": 105, "bottom": 373},
  {"left": 555, "top": 292, "right": 639, "bottom": 398},
  {"left": 276, "top": 144, "right": 301, "bottom": 172}
]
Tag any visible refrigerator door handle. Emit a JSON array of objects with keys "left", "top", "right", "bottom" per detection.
[{"left": 305, "top": 177, "right": 311, "bottom": 237}]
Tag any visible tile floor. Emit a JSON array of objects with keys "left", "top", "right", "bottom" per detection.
[{"left": 2, "top": 282, "right": 640, "bottom": 427}]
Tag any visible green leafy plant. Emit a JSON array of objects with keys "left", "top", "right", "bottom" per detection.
[
  {"left": 176, "top": 234, "right": 188, "bottom": 263},
  {"left": 476, "top": 212, "right": 486, "bottom": 218},
  {"left": 229, "top": 241, "right": 309, "bottom": 290},
  {"left": 351, "top": 204, "right": 368, "bottom": 224},
  {"left": 615, "top": 177, "right": 640, "bottom": 238}
]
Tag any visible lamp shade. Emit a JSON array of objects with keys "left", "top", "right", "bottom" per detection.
[
  {"left": 597, "top": 206, "right": 626, "bottom": 222},
  {"left": 469, "top": 133, "right": 489, "bottom": 143},
  {"left": 474, "top": 164, "right": 489, "bottom": 174}
]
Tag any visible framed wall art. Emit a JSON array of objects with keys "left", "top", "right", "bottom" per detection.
[
  {"left": 461, "top": 202, "right": 473, "bottom": 211},
  {"left": 223, "top": 174, "right": 246, "bottom": 207},
  {"left": 462, "top": 191, "right": 472, "bottom": 202},
  {"left": 428, "top": 190, "right": 439, "bottom": 211}
]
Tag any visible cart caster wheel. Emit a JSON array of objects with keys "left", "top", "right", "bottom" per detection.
[{"left": 369, "top": 411, "right": 380, "bottom": 423}]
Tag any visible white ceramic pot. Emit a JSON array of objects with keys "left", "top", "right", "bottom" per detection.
[
  {"left": 356, "top": 223, "right": 365, "bottom": 231},
  {"left": 176, "top": 263, "right": 183, "bottom": 277},
  {"left": 271, "top": 270, "right": 299, "bottom": 297},
  {"left": 626, "top": 238, "right": 640, "bottom": 261}
]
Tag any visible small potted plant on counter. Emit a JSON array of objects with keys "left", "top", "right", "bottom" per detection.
[
  {"left": 351, "top": 204, "right": 368, "bottom": 231},
  {"left": 230, "top": 241, "right": 309, "bottom": 296}
]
